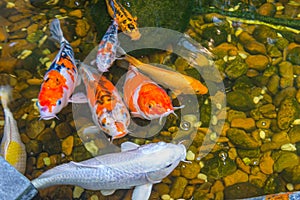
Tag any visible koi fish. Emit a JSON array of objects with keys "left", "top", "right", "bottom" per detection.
[
  {"left": 95, "top": 0, "right": 119, "bottom": 72},
  {"left": 124, "top": 65, "right": 181, "bottom": 122},
  {"left": 119, "top": 48, "right": 208, "bottom": 96},
  {"left": 0, "top": 86, "right": 26, "bottom": 174},
  {"left": 80, "top": 64, "right": 130, "bottom": 140},
  {"left": 105, "top": 0, "right": 141, "bottom": 40},
  {"left": 37, "top": 19, "right": 81, "bottom": 120},
  {"left": 31, "top": 141, "right": 186, "bottom": 200}
]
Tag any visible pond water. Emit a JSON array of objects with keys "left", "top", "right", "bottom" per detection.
[{"left": 0, "top": 0, "right": 300, "bottom": 199}]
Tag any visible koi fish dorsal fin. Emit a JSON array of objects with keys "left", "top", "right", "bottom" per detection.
[{"left": 121, "top": 141, "right": 140, "bottom": 152}]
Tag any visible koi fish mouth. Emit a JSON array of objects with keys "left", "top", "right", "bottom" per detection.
[{"left": 39, "top": 113, "right": 59, "bottom": 120}]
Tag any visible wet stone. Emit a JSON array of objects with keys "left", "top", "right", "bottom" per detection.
[
  {"left": 279, "top": 61, "right": 294, "bottom": 88},
  {"left": 169, "top": 176, "right": 188, "bottom": 199},
  {"left": 153, "top": 183, "right": 169, "bottom": 196},
  {"left": 246, "top": 55, "right": 269, "bottom": 71},
  {"left": 253, "top": 25, "right": 278, "bottom": 44},
  {"left": 257, "top": 3, "right": 277, "bottom": 17},
  {"left": 274, "top": 87, "right": 296, "bottom": 107},
  {"left": 8, "top": 18, "right": 31, "bottom": 32},
  {"left": 231, "top": 118, "right": 256, "bottom": 131},
  {"left": 26, "top": 119, "right": 45, "bottom": 139},
  {"left": 259, "top": 152, "right": 274, "bottom": 174},
  {"left": 26, "top": 140, "right": 43, "bottom": 156},
  {"left": 237, "top": 148, "right": 260, "bottom": 158},
  {"left": 37, "top": 128, "right": 61, "bottom": 155},
  {"left": 244, "top": 41, "right": 267, "bottom": 55},
  {"left": 0, "top": 57, "right": 18, "bottom": 73},
  {"left": 256, "top": 118, "right": 271, "bottom": 129},
  {"left": 267, "top": 74, "right": 280, "bottom": 95},
  {"left": 62, "top": 136, "right": 74, "bottom": 156},
  {"left": 282, "top": 165, "right": 300, "bottom": 184},
  {"left": 288, "top": 125, "right": 300, "bottom": 143},
  {"left": 224, "top": 169, "right": 248, "bottom": 187},
  {"left": 227, "top": 110, "right": 247, "bottom": 122},
  {"left": 224, "top": 182, "right": 264, "bottom": 199},
  {"left": 227, "top": 90, "right": 256, "bottom": 111},
  {"left": 75, "top": 19, "right": 90, "bottom": 37},
  {"left": 277, "top": 97, "right": 300, "bottom": 130},
  {"left": 180, "top": 161, "right": 201, "bottom": 179},
  {"left": 225, "top": 56, "right": 248, "bottom": 79},
  {"left": 55, "top": 122, "right": 72, "bottom": 139},
  {"left": 274, "top": 151, "right": 299, "bottom": 173},
  {"left": 227, "top": 128, "right": 260, "bottom": 149},
  {"left": 20, "top": 85, "right": 40, "bottom": 99},
  {"left": 287, "top": 47, "right": 300, "bottom": 65},
  {"left": 202, "top": 26, "right": 228, "bottom": 46}
]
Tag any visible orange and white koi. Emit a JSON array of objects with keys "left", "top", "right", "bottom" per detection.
[
  {"left": 37, "top": 19, "right": 80, "bottom": 120},
  {"left": 124, "top": 65, "right": 181, "bottom": 122},
  {"left": 119, "top": 49, "right": 208, "bottom": 96},
  {"left": 96, "top": 0, "right": 119, "bottom": 72},
  {"left": 80, "top": 64, "right": 130, "bottom": 140},
  {"left": 0, "top": 86, "right": 26, "bottom": 174},
  {"left": 105, "top": 0, "right": 141, "bottom": 40}
]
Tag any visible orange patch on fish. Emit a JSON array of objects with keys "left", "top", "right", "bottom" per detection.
[{"left": 38, "top": 70, "right": 68, "bottom": 112}]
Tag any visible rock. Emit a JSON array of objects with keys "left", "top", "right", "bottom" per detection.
[
  {"left": 237, "top": 148, "right": 260, "bottom": 158},
  {"left": 227, "top": 90, "right": 256, "bottom": 111},
  {"left": 279, "top": 61, "right": 294, "bottom": 88},
  {"left": 182, "top": 185, "right": 195, "bottom": 199},
  {"left": 282, "top": 165, "right": 300, "bottom": 184},
  {"left": 257, "top": 3, "right": 277, "bottom": 16},
  {"left": 0, "top": 26, "right": 8, "bottom": 42},
  {"left": 224, "top": 182, "right": 264, "bottom": 199},
  {"left": 69, "top": 9, "right": 83, "bottom": 18},
  {"left": 259, "top": 152, "right": 274, "bottom": 174},
  {"left": 276, "top": 37, "right": 289, "bottom": 51},
  {"left": 202, "top": 26, "right": 228, "bottom": 46},
  {"left": 245, "top": 55, "right": 269, "bottom": 71},
  {"left": 212, "top": 43, "right": 238, "bottom": 58},
  {"left": 267, "top": 74, "right": 280, "bottom": 95},
  {"left": 231, "top": 118, "right": 256, "bottom": 131},
  {"left": 169, "top": 176, "right": 188, "bottom": 199},
  {"left": 274, "top": 87, "right": 296, "bottom": 107},
  {"left": 153, "top": 183, "right": 169, "bottom": 196},
  {"left": 37, "top": 128, "right": 61, "bottom": 155},
  {"left": 180, "top": 161, "right": 201, "bottom": 179},
  {"left": 55, "top": 122, "right": 72, "bottom": 139},
  {"left": 75, "top": 19, "right": 90, "bottom": 37},
  {"left": 227, "top": 110, "right": 247, "bottom": 122},
  {"left": 0, "top": 57, "right": 18, "bottom": 73},
  {"left": 201, "top": 151, "right": 237, "bottom": 179},
  {"left": 36, "top": 152, "right": 49, "bottom": 169},
  {"left": 26, "top": 119, "right": 45, "bottom": 139},
  {"left": 287, "top": 47, "right": 300, "bottom": 65},
  {"left": 267, "top": 45, "right": 282, "bottom": 58},
  {"left": 20, "top": 85, "right": 40, "bottom": 99},
  {"left": 249, "top": 172, "right": 267, "bottom": 188},
  {"left": 8, "top": 18, "right": 31, "bottom": 32},
  {"left": 26, "top": 30, "right": 43, "bottom": 43},
  {"left": 227, "top": 128, "right": 260, "bottom": 149},
  {"left": 264, "top": 174, "right": 286, "bottom": 194},
  {"left": 225, "top": 56, "right": 248, "bottom": 79},
  {"left": 274, "top": 152, "right": 299, "bottom": 172},
  {"left": 253, "top": 26, "right": 278, "bottom": 44},
  {"left": 25, "top": 140, "right": 43, "bottom": 156},
  {"left": 277, "top": 97, "right": 300, "bottom": 130},
  {"left": 245, "top": 41, "right": 267, "bottom": 55},
  {"left": 62, "top": 136, "right": 74, "bottom": 156},
  {"left": 223, "top": 169, "right": 248, "bottom": 187},
  {"left": 289, "top": 125, "right": 300, "bottom": 143}
]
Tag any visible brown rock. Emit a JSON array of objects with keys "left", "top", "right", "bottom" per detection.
[
  {"left": 259, "top": 152, "right": 274, "bottom": 174},
  {"left": 246, "top": 55, "right": 269, "bottom": 71},
  {"left": 69, "top": 9, "right": 83, "bottom": 18},
  {"left": 62, "top": 136, "right": 74, "bottom": 156},
  {"left": 231, "top": 118, "right": 256, "bottom": 131},
  {"left": 0, "top": 26, "right": 8, "bottom": 42},
  {"left": 224, "top": 169, "right": 248, "bottom": 187},
  {"left": 211, "top": 180, "right": 225, "bottom": 193},
  {"left": 153, "top": 183, "right": 169, "bottom": 196},
  {"left": 0, "top": 57, "right": 17, "bottom": 73},
  {"left": 169, "top": 176, "right": 188, "bottom": 199},
  {"left": 75, "top": 19, "right": 90, "bottom": 37},
  {"left": 257, "top": 3, "right": 276, "bottom": 17},
  {"left": 244, "top": 41, "right": 267, "bottom": 55},
  {"left": 180, "top": 161, "right": 201, "bottom": 179},
  {"left": 8, "top": 18, "right": 31, "bottom": 32}
]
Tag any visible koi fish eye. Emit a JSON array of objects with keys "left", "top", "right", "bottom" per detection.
[
  {"left": 57, "top": 100, "right": 62, "bottom": 105},
  {"left": 165, "top": 163, "right": 173, "bottom": 168},
  {"left": 127, "top": 24, "right": 135, "bottom": 30}
]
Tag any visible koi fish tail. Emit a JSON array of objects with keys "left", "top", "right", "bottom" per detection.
[
  {"left": 0, "top": 85, "right": 12, "bottom": 109},
  {"left": 50, "top": 19, "right": 66, "bottom": 43},
  {"left": 109, "top": 0, "right": 117, "bottom": 18}
]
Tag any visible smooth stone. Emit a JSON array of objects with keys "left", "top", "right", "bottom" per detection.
[
  {"left": 0, "top": 26, "right": 8, "bottom": 42},
  {"left": 25, "top": 140, "right": 43, "bottom": 156},
  {"left": 20, "top": 85, "right": 40, "bottom": 99},
  {"left": 227, "top": 128, "right": 260, "bottom": 149},
  {"left": 267, "top": 74, "right": 280, "bottom": 95},
  {"left": 55, "top": 122, "right": 72, "bottom": 139},
  {"left": 153, "top": 183, "right": 169, "bottom": 196},
  {"left": 75, "top": 19, "right": 90, "bottom": 37},
  {"left": 237, "top": 148, "right": 260, "bottom": 158},
  {"left": 182, "top": 185, "right": 195, "bottom": 199},
  {"left": 245, "top": 55, "right": 269, "bottom": 71},
  {"left": 282, "top": 165, "right": 300, "bottom": 184},
  {"left": 267, "top": 45, "right": 282, "bottom": 58},
  {"left": 36, "top": 152, "right": 49, "bottom": 169},
  {"left": 244, "top": 41, "right": 267, "bottom": 55},
  {"left": 231, "top": 118, "right": 256, "bottom": 131},
  {"left": 37, "top": 128, "right": 62, "bottom": 155},
  {"left": 62, "top": 136, "right": 74, "bottom": 156},
  {"left": 0, "top": 57, "right": 18, "bottom": 73},
  {"left": 257, "top": 3, "right": 277, "bottom": 16},
  {"left": 227, "top": 110, "right": 247, "bottom": 122},
  {"left": 8, "top": 18, "right": 31, "bottom": 32},
  {"left": 212, "top": 42, "right": 238, "bottom": 58},
  {"left": 249, "top": 172, "right": 268, "bottom": 188},
  {"left": 256, "top": 118, "right": 271, "bottom": 129},
  {"left": 169, "top": 176, "right": 188, "bottom": 199},
  {"left": 277, "top": 97, "right": 299, "bottom": 130},
  {"left": 279, "top": 61, "right": 294, "bottom": 88},
  {"left": 223, "top": 169, "right": 248, "bottom": 187},
  {"left": 253, "top": 25, "right": 277, "bottom": 44},
  {"left": 274, "top": 87, "right": 296, "bottom": 107},
  {"left": 26, "top": 119, "right": 45, "bottom": 139},
  {"left": 224, "top": 182, "right": 264, "bottom": 199},
  {"left": 259, "top": 152, "right": 274, "bottom": 174},
  {"left": 288, "top": 125, "right": 300, "bottom": 143},
  {"left": 180, "top": 161, "right": 201, "bottom": 179},
  {"left": 225, "top": 55, "right": 248, "bottom": 79},
  {"left": 276, "top": 37, "right": 289, "bottom": 51},
  {"left": 69, "top": 9, "right": 83, "bottom": 18},
  {"left": 227, "top": 90, "right": 256, "bottom": 111},
  {"left": 202, "top": 26, "right": 228, "bottom": 46},
  {"left": 287, "top": 47, "right": 300, "bottom": 65},
  {"left": 274, "top": 152, "right": 299, "bottom": 173}
]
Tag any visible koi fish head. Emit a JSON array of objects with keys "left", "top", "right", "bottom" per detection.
[
  {"left": 188, "top": 77, "right": 208, "bottom": 95},
  {"left": 121, "top": 17, "right": 141, "bottom": 40},
  {"left": 37, "top": 71, "right": 69, "bottom": 120},
  {"left": 136, "top": 83, "right": 174, "bottom": 119}
]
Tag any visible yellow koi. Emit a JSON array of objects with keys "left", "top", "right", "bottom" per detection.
[{"left": 105, "top": 0, "right": 141, "bottom": 40}]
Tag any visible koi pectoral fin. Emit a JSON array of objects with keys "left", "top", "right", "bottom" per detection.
[
  {"left": 132, "top": 183, "right": 153, "bottom": 200},
  {"left": 69, "top": 92, "right": 88, "bottom": 103},
  {"left": 101, "top": 189, "right": 116, "bottom": 196}
]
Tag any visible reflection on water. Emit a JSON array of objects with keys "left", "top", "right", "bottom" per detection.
[{"left": 0, "top": 0, "right": 300, "bottom": 199}]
